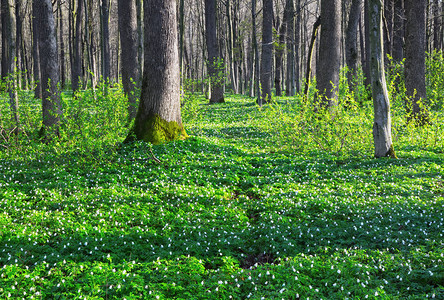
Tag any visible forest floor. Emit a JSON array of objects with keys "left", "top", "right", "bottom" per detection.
[{"left": 0, "top": 94, "right": 443, "bottom": 299}]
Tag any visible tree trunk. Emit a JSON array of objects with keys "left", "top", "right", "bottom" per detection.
[
  {"left": 35, "top": 0, "right": 63, "bottom": 139},
  {"left": 316, "top": 0, "right": 341, "bottom": 108},
  {"left": 260, "top": 0, "right": 273, "bottom": 104},
  {"left": 304, "top": 16, "right": 321, "bottom": 98},
  {"left": 2, "top": 0, "right": 20, "bottom": 129},
  {"left": 205, "top": 0, "right": 225, "bottom": 103},
  {"left": 15, "top": 0, "right": 22, "bottom": 89},
  {"left": 72, "top": 0, "right": 83, "bottom": 93},
  {"left": 125, "top": 0, "right": 187, "bottom": 144},
  {"left": 368, "top": 0, "right": 396, "bottom": 158},
  {"left": 433, "top": 0, "right": 441, "bottom": 51},
  {"left": 275, "top": 3, "right": 289, "bottom": 97},
  {"left": 252, "top": 0, "right": 261, "bottom": 102},
  {"left": 383, "top": 0, "right": 393, "bottom": 60},
  {"left": 58, "top": 0, "right": 66, "bottom": 89},
  {"left": 285, "top": 0, "right": 295, "bottom": 96},
  {"left": 136, "top": 0, "right": 143, "bottom": 78},
  {"left": 392, "top": 0, "right": 404, "bottom": 62},
  {"left": 404, "top": 0, "right": 429, "bottom": 125},
  {"left": 101, "top": 0, "right": 110, "bottom": 82},
  {"left": 363, "top": 0, "right": 372, "bottom": 87},
  {"left": 32, "top": 0, "right": 42, "bottom": 99},
  {"left": 345, "top": 0, "right": 363, "bottom": 86},
  {"left": 118, "top": 0, "right": 140, "bottom": 120}
]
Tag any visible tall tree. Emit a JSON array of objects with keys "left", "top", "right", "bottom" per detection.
[
  {"left": 392, "top": 0, "right": 404, "bottom": 62},
  {"left": 433, "top": 0, "right": 442, "bottom": 51},
  {"left": 368, "top": 0, "right": 396, "bottom": 158},
  {"left": 2, "top": 0, "right": 20, "bottom": 130},
  {"left": 205, "top": 0, "right": 225, "bottom": 103},
  {"left": 32, "top": 0, "right": 42, "bottom": 99},
  {"left": 35, "top": 0, "right": 63, "bottom": 139},
  {"left": 101, "top": 0, "right": 110, "bottom": 82},
  {"left": 125, "top": 0, "right": 187, "bottom": 144},
  {"left": 345, "top": 0, "right": 363, "bottom": 86},
  {"left": 404, "top": 0, "right": 429, "bottom": 125},
  {"left": 72, "top": 0, "right": 83, "bottom": 93},
  {"left": 252, "top": 0, "right": 261, "bottom": 101},
  {"left": 316, "top": 0, "right": 341, "bottom": 108},
  {"left": 118, "top": 0, "right": 140, "bottom": 120},
  {"left": 260, "top": 0, "right": 273, "bottom": 104},
  {"left": 58, "top": 0, "right": 66, "bottom": 89},
  {"left": 285, "top": 0, "right": 295, "bottom": 96}
]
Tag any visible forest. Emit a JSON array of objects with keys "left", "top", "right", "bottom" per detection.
[{"left": 0, "top": 0, "right": 443, "bottom": 298}]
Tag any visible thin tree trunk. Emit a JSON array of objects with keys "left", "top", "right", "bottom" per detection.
[
  {"left": 433, "top": 0, "right": 441, "bottom": 51},
  {"left": 345, "top": 0, "right": 363, "bottom": 87},
  {"left": 368, "top": 0, "right": 396, "bottom": 158},
  {"left": 392, "top": 0, "right": 404, "bottom": 62},
  {"left": 15, "top": 0, "right": 22, "bottom": 89},
  {"left": 32, "top": 0, "right": 42, "bottom": 99},
  {"left": 101, "top": 0, "right": 110, "bottom": 82},
  {"left": 58, "top": 0, "right": 66, "bottom": 89},
  {"left": 363, "top": 0, "right": 372, "bottom": 87},
  {"left": 285, "top": 0, "right": 295, "bottom": 96},
  {"left": 118, "top": 0, "right": 140, "bottom": 120},
  {"left": 72, "top": 0, "right": 83, "bottom": 93},
  {"left": 260, "top": 0, "right": 273, "bottom": 104},
  {"left": 252, "top": 0, "right": 261, "bottom": 102},
  {"left": 304, "top": 16, "right": 321, "bottom": 98}
]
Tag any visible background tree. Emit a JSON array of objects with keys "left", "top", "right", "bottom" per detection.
[
  {"left": 125, "top": 0, "right": 187, "bottom": 144},
  {"left": 101, "top": 0, "right": 111, "bottom": 82},
  {"left": 345, "top": 0, "right": 362, "bottom": 86},
  {"left": 205, "top": 0, "right": 225, "bottom": 104},
  {"left": 316, "top": 0, "right": 341, "bottom": 108},
  {"left": 368, "top": 0, "right": 395, "bottom": 158},
  {"left": 35, "top": 0, "right": 63, "bottom": 139},
  {"left": 404, "top": 0, "right": 429, "bottom": 125},
  {"left": 72, "top": 0, "right": 83, "bottom": 93},
  {"left": 117, "top": 0, "right": 139, "bottom": 120},
  {"left": 260, "top": 0, "right": 273, "bottom": 104}
]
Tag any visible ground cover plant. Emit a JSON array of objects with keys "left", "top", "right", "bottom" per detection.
[{"left": 0, "top": 63, "right": 444, "bottom": 298}]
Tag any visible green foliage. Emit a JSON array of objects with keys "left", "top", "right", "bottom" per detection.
[{"left": 0, "top": 56, "right": 443, "bottom": 299}]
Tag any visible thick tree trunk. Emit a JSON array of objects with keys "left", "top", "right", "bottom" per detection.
[
  {"left": 101, "top": 0, "right": 110, "bottom": 82},
  {"left": 32, "top": 0, "right": 42, "bottom": 99},
  {"left": 125, "top": 0, "right": 186, "bottom": 144},
  {"left": 35, "top": 0, "right": 63, "bottom": 139},
  {"left": 404, "top": 0, "right": 429, "bottom": 125},
  {"left": 260, "top": 0, "right": 273, "bottom": 104},
  {"left": 304, "top": 16, "right": 321, "bottom": 98},
  {"left": 15, "top": 0, "right": 22, "bottom": 89},
  {"left": 205, "top": 0, "right": 225, "bottom": 104},
  {"left": 345, "top": 0, "right": 363, "bottom": 86},
  {"left": 316, "top": 0, "right": 341, "bottom": 108},
  {"left": 392, "top": 0, "right": 404, "bottom": 62},
  {"left": 433, "top": 0, "right": 442, "bottom": 51},
  {"left": 136, "top": 0, "right": 143, "bottom": 78},
  {"left": 72, "top": 0, "right": 83, "bottom": 93},
  {"left": 368, "top": 0, "right": 396, "bottom": 158},
  {"left": 118, "top": 0, "right": 140, "bottom": 120}
]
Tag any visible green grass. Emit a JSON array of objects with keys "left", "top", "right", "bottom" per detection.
[{"left": 0, "top": 91, "right": 443, "bottom": 299}]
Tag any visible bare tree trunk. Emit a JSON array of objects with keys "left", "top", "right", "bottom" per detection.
[
  {"left": 383, "top": 0, "right": 393, "bottom": 60},
  {"left": 252, "top": 0, "right": 261, "bottom": 102},
  {"left": 304, "top": 16, "right": 321, "bottom": 98},
  {"left": 15, "top": 0, "right": 22, "bottom": 89},
  {"left": 205, "top": 0, "right": 225, "bottom": 103},
  {"left": 101, "top": 0, "right": 110, "bottom": 82},
  {"left": 118, "top": 0, "right": 140, "bottom": 120},
  {"left": 285, "top": 0, "right": 295, "bottom": 96},
  {"left": 136, "top": 0, "right": 143, "bottom": 78},
  {"left": 433, "top": 0, "right": 442, "bottom": 51},
  {"left": 260, "top": 0, "right": 273, "bottom": 104},
  {"left": 35, "top": 0, "right": 63, "bottom": 140},
  {"left": 392, "top": 0, "right": 404, "bottom": 62},
  {"left": 345, "top": 0, "right": 363, "bottom": 86},
  {"left": 316, "top": 0, "right": 341, "bottom": 108},
  {"left": 125, "top": 0, "right": 187, "bottom": 144},
  {"left": 363, "top": 0, "right": 372, "bottom": 87},
  {"left": 72, "top": 0, "right": 83, "bottom": 93},
  {"left": 58, "top": 0, "right": 66, "bottom": 89},
  {"left": 2, "top": 0, "right": 20, "bottom": 130},
  {"left": 32, "top": 0, "right": 42, "bottom": 99},
  {"left": 368, "top": 0, "right": 396, "bottom": 158},
  {"left": 404, "top": 0, "right": 429, "bottom": 125}
]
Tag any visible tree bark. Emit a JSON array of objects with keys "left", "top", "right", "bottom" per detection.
[
  {"left": 433, "top": 0, "right": 442, "bottom": 51},
  {"left": 72, "top": 0, "right": 83, "bottom": 93},
  {"left": 304, "top": 16, "right": 321, "bottom": 98},
  {"left": 404, "top": 0, "right": 429, "bottom": 125},
  {"left": 392, "top": 0, "right": 404, "bottom": 62},
  {"left": 252, "top": 0, "right": 261, "bottom": 102},
  {"left": 35, "top": 0, "right": 63, "bottom": 139},
  {"left": 118, "top": 0, "right": 140, "bottom": 120},
  {"left": 260, "top": 0, "right": 273, "bottom": 104},
  {"left": 58, "top": 0, "right": 66, "bottom": 89},
  {"left": 345, "top": 0, "right": 363, "bottom": 86},
  {"left": 101, "top": 0, "right": 110, "bottom": 82},
  {"left": 316, "top": 0, "right": 341, "bottom": 108},
  {"left": 125, "top": 0, "right": 187, "bottom": 144},
  {"left": 368, "top": 0, "right": 396, "bottom": 158},
  {"left": 285, "top": 0, "right": 295, "bottom": 96},
  {"left": 205, "top": 0, "right": 225, "bottom": 104},
  {"left": 32, "top": 0, "right": 42, "bottom": 99}
]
